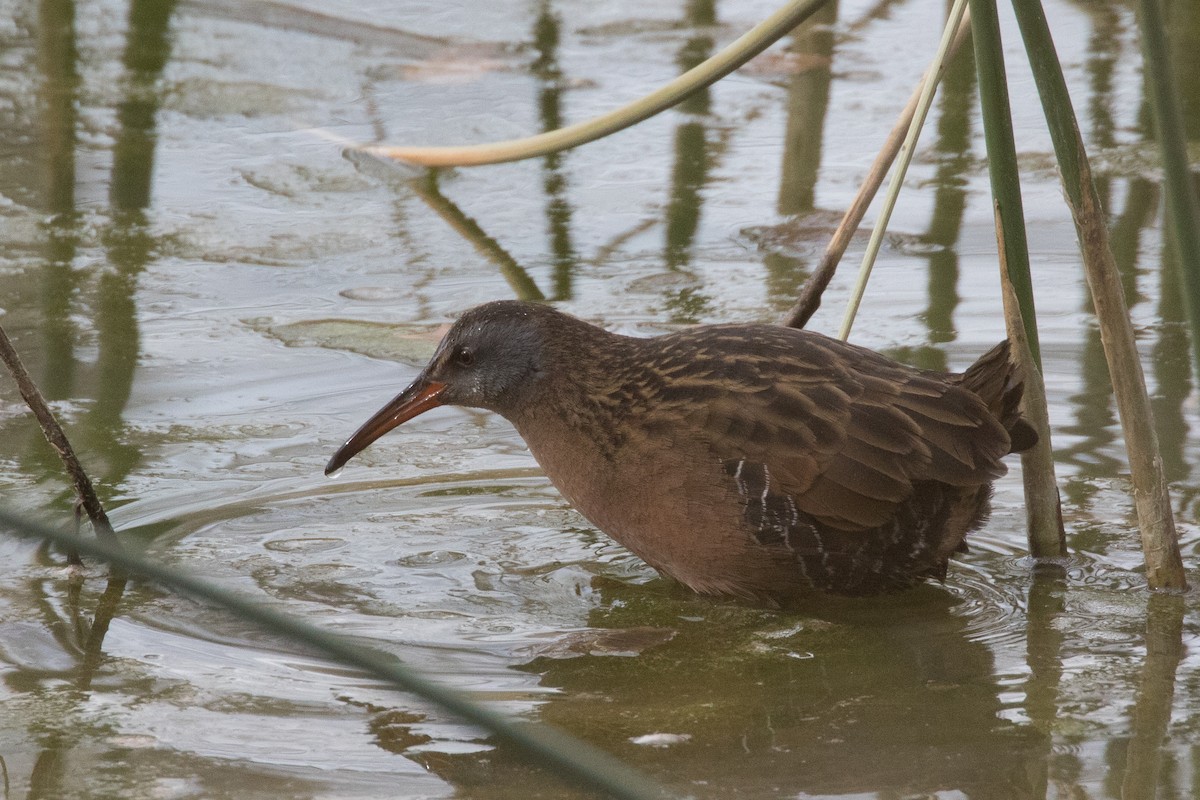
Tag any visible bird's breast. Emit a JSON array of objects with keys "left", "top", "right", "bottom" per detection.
[{"left": 512, "top": 413, "right": 800, "bottom": 600}]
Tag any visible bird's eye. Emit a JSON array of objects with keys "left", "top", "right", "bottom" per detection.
[{"left": 453, "top": 346, "right": 475, "bottom": 367}]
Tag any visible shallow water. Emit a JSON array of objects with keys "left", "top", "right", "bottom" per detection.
[{"left": 0, "top": 0, "right": 1198, "bottom": 798}]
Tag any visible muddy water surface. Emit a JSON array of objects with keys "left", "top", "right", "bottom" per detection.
[{"left": 0, "top": 1, "right": 1198, "bottom": 798}]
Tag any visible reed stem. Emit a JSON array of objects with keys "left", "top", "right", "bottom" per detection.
[
  {"left": 837, "top": 0, "right": 969, "bottom": 340},
  {"left": 779, "top": 9, "right": 974, "bottom": 329},
  {"left": 968, "top": 0, "right": 1064, "bottom": 558},
  {"left": 1011, "top": 0, "right": 1184, "bottom": 588}
]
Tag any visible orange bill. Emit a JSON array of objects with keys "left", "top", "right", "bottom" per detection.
[{"left": 325, "top": 380, "right": 447, "bottom": 475}]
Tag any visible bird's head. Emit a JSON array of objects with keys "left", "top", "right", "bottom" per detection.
[{"left": 324, "top": 301, "right": 553, "bottom": 475}]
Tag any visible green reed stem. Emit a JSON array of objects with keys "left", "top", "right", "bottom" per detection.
[
  {"left": 968, "top": 0, "right": 1040, "bottom": 366},
  {"left": 0, "top": 508, "right": 672, "bottom": 800},
  {"left": 969, "top": 0, "right": 1065, "bottom": 559},
  {"left": 364, "top": 0, "right": 829, "bottom": 167},
  {"left": 1011, "top": 0, "right": 1184, "bottom": 587},
  {"left": 1135, "top": 0, "right": 1200, "bottom": 382}
]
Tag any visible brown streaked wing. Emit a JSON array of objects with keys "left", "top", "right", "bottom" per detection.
[{"left": 631, "top": 325, "right": 1012, "bottom": 533}]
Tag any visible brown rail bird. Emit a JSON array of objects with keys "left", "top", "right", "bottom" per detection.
[{"left": 326, "top": 301, "right": 1036, "bottom": 605}]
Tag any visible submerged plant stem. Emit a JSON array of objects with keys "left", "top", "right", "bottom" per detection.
[{"left": 364, "top": 0, "right": 829, "bottom": 167}]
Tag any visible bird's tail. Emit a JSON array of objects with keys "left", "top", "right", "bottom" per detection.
[{"left": 959, "top": 340, "right": 1038, "bottom": 454}]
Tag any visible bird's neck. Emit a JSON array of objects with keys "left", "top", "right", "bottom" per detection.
[{"left": 508, "top": 328, "right": 642, "bottom": 460}]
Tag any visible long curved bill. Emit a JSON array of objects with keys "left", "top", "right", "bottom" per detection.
[{"left": 325, "top": 379, "right": 447, "bottom": 476}]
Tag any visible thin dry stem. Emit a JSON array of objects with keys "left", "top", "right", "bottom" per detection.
[
  {"left": 0, "top": 324, "right": 119, "bottom": 545},
  {"left": 1074, "top": 155, "right": 1185, "bottom": 590},
  {"left": 778, "top": 7, "right": 973, "bottom": 329}
]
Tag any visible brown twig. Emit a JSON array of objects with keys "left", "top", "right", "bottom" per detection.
[
  {"left": 0, "top": 323, "right": 119, "bottom": 546},
  {"left": 778, "top": 7, "right": 973, "bottom": 329}
]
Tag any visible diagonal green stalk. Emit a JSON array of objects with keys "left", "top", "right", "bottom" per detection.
[
  {"left": 968, "top": 0, "right": 1065, "bottom": 559},
  {"left": 1135, "top": 0, "right": 1200, "bottom": 382},
  {"left": 0, "top": 508, "right": 672, "bottom": 800},
  {"left": 365, "top": 0, "right": 829, "bottom": 167},
  {"left": 1010, "top": 0, "right": 1184, "bottom": 589},
  {"left": 837, "top": 0, "right": 969, "bottom": 340}
]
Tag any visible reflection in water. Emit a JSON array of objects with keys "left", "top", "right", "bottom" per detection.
[
  {"left": 1153, "top": 236, "right": 1195, "bottom": 488},
  {"left": 6, "top": 567, "right": 129, "bottom": 799},
  {"left": 1070, "top": 0, "right": 1121, "bottom": 205},
  {"left": 378, "top": 4, "right": 575, "bottom": 305},
  {"left": 11, "top": 563, "right": 130, "bottom": 695},
  {"left": 662, "top": 1, "right": 717, "bottom": 322},
  {"left": 111, "top": 0, "right": 179, "bottom": 212},
  {"left": 3, "top": 1, "right": 174, "bottom": 796},
  {"left": 409, "top": 584, "right": 1045, "bottom": 799},
  {"left": 28, "top": 737, "right": 67, "bottom": 800},
  {"left": 1119, "top": 594, "right": 1187, "bottom": 800},
  {"left": 1107, "top": 178, "right": 1157, "bottom": 308},
  {"left": 1091, "top": 8, "right": 1123, "bottom": 215},
  {"left": 92, "top": 0, "right": 179, "bottom": 490},
  {"left": 1059, "top": 320, "right": 1120, "bottom": 512},
  {"left": 664, "top": 123, "right": 708, "bottom": 271},
  {"left": 22, "top": 0, "right": 177, "bottom": 494},
  {"left": 409, "top": 171, "right": 546, "bottom": 300},
  {"left": 35, "top": 0, "right": 81, "bottom": 407},
  {"left": 75, "top": 573, "right": 130, "bottom": 688},
  {"left": 35, "top": 0, "right": 78, "bottom": 217},
  {"left": 1164, "top": 0, "right": 1200, "bottom": 141},
  {"left": 916, "top": 11, "right": 976, "bottom": 370},
  {"left": 382, "top": 3, "right": 572, "bottom": 305},
  {"left": 776, "top": 0, "right": 836, "bottom": 216},
  {"left": 1156, "top": 3, "right": 1199, "bottom": 498},
  {"left": 761, "top": 1, "right": 838, "bottom": 310},
  {"left": 1057, "top": 0, "right": 1196, "bottom": 512},
  {"left": 531, "top": 2, "right": 578, "bottom": 300},
  {"left": 1023, "top": 569, "right": 1068, "bottom": 795},
  {"left": 91, "top": 223, "right": 150, "bottom": 480}
]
